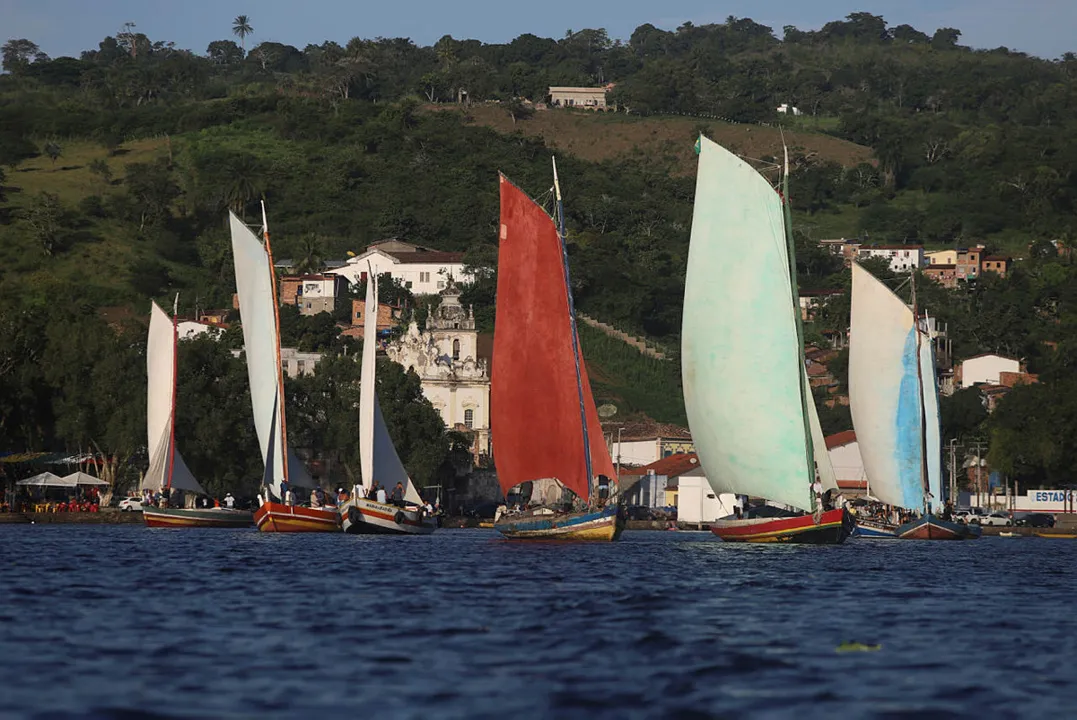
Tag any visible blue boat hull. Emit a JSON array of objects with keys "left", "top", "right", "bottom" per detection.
[
  {"left": 853, "top": 520, "right": 898, "bottom": 539},
  {"left": 494, "top": 504, "right": 624, "bottom": 541}
]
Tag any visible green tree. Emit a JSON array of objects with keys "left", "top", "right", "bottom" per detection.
[
  {"left": 43, "top": 141, "right": 62, "bottom": 166},
  {"left": 2, "top": 39, "right": 46, "bottom": 73},
  {"left": 232, "top": 16, "right": 254, "bottom": 52},
  {"left": 88, "top": 158, "right": 113, "bottom": 187}
]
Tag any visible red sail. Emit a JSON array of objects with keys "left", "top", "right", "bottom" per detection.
[{"left": 492, "top": 175, "right": 615, "bottom": 500}]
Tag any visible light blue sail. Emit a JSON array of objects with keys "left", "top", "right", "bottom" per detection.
[{"left": 682, "top": 137, "right": 813, "bottom": 512}]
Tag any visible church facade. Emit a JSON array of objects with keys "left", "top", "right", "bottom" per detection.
[{"left": 386, "top": 280, "right": 491, "bottom": 462}]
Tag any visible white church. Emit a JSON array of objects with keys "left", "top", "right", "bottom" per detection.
[{"left": 386, "top": 279, "right": 491, "bottom": 461}]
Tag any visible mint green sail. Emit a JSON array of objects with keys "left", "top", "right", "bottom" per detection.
[{"left": 682, "top": 136, "right": 815, "bottom": 512}]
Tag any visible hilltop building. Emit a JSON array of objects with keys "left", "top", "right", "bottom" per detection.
[
  {"left": 279, "top": 274, "right": 348, "bottom": 316},
  {"left": 548, "top": 84, "right": 615, "bottom": 110},
  {"left": 327, "top": 240, "right": 471, "bottom": 295}
]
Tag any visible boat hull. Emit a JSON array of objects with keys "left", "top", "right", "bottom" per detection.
[
  {"left": 711, "top": 508, "right": 854, "bottom": 544},
  {"left": 253, "top": 502, "right": 340, "bottom": 533},
  {"left": 852, "top": 518, "right": 898, "bottom": 539},
  {"left": 896, "top": 514, "right": 981, "bottom": 540},
  {"left": 143, "top": 507, "right": 253, "bottom": 528},
  {"left": 340, "top": 498, "right": 436, "bottom": 535},
  {"left": 494, "top": 505, "right": 624, "bottom": 541}
]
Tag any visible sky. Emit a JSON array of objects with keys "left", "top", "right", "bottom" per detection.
[{"left": 2, "top": 0, "right": 1074, "bottom": 61}]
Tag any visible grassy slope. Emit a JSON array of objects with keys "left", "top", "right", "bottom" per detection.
[{"left": 453, "top": 105, "right": 874, "bottom": 174}]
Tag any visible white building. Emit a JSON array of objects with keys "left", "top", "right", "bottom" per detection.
[
  {"left": 776, "top": 103, "right": 802, "bottom": 116},
  {"left": 176, "top": 320, "right": 224, "bottom": 341},
  {"left": 327, "top": 240, "right": 472, "bottom": 296},
  {"left": 549, "top": 85, "right": 614, "bottom": 110},
  {"left": 857, "top": 245, "right": 925, "bottom": 273},
  {"left": 386, "top": 280, "right": 491, "bottom": 460},
  {"left": 825, "top": 431, "right": 867, "bottom": 495},
  {"left": 279, "top": 274, "right": 347, "bottom": 316},
  {"left": 678, "top": 475, "right": 737, "bottom": 525},
  {"left": 611, "top": 435, "right": 695, "bottom": 467},
  {"left": 960, "top": 354, "right": 1020, "bottom": 389},
  {"left": 230, "top": 347, "right": 324, "bottom": 379}
]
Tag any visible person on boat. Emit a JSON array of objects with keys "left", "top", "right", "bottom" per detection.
[
  {"left": 336, "top": 487, "right": 349, "bottom": 504},
  {"left": 282, "top": 482, "right": 295, "bottom": 507},
  {"left": 390, "top": 482, "right": 405, "bottom": 507},
  {"left": 310, "top": 488, "right": 324, "bottom": 509},
  {"left": 367, "top": 483, "right": 379, "bottom": 500},
  {"left": 376, "top": 484, "right": 388, "bottom": 504},
  {"left": 223, "top": 492, "right": 235, "bottom": 509},
  {"left": 811, "top": 466, "right": 823, "bottom": 520}
]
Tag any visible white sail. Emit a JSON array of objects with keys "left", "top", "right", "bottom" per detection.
[
  {"left": 849, "top": 263, "right": 925, "bottom": 510},
  {"left": 359, "top": 270, "right": 423, "bottom": 505},
  {"left": 143, "top": 302, "right": 204, "bottom": 494},
  {"left": 682, "top": 137, "right": 814, "bottom": 511},
  {"left": 805, "top": 373, "right": 839, "bottom": 492},
  {"left": 230, "top": 211, "right": 313, "bottom": 498},
  {"left": 920, "top": 323, "right": 943, "bottom": 512}
]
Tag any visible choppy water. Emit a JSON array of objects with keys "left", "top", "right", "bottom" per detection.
[{"left": 1, "top": 526, "right": 1073, "bottom": 719}]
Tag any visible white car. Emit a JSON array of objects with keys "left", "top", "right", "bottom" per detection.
[
  {"left": 980, "top": 512, "right": 1013, "bottom": 527},
  {"left": 118, "top": 497, "right": 143, "bottom": 512},
  {"left": 954, "top": 507, "right": 987, "bottom": 524}
]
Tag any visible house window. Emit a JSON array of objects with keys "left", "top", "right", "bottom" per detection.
[
  {"left": 297, "top": 360, "right": 305, "bottom": 373},
  {"left": 405, "top": 281, "right": 413, "bottom": 289},
  {"left": 464, "top": 409, "right": 474, "bottom": 429},
  {"left": 437, "top": 281, "right": 445, "bottom": 289},
  {"left": 452, "top": 339, "right": 460, "bottom": 360},
  {"left": 306, "top": 302, "right": 312, "bottom": 309},
  {"left": 360, "top": 272, "right": 368, "bottom": 283},
  {"left": 420, "top": 271, "right": 431, "bottom": 283}
]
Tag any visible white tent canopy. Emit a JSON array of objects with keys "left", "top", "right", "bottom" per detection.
[
  {"left": 16, "top": 472, "right": 72, "bottom": 487},
  {"left": 61, "top": 472, "right": 109, "bottom": 486}
]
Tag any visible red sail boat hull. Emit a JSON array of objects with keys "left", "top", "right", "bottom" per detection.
[
  {"left": 711, "top": 508, "right": 854, "bottom": 544},
  {"left": 253, "top": 502, "right": 340, "bottom": 533}
]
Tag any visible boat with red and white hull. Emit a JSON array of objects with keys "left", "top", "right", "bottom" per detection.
[
  {"left": 253, "top": 502, "right": 340, "bottom": 533},
  {"left": 144, "top": 506, "right": 253, "bottom": 529},
  {"left": 896, "top": 513, "right": 981, "bottom": 540},
  {"left": 712, "top": 508, "right": 855, "bottom": 544},
  {"left": 337, "top": 267, "right": 436, "bottom": 537},
  {"left": 341, "top": 498, "right": 435, "bottom": 535}
]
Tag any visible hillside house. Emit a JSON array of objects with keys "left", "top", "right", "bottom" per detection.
[
  {"left": 857, "top": 245, "right": 924, "bottom": 272},
  {"left": 982, "top": 256, "right": 1011, "bottom": 277},
  {"left": 608, "top": 421, "right": 694, "bottom": 467},
  {"left": 924, "top": 264, "right": 958, "bottom": 289},
  {"left": 327, "top": 240, "right": 471, "bottom": 295},
  {"left": 798, "top": 290, "right": 843, "bottom": 321},
  {"left": 549, "top": 84, "right": 615, "bottom": 110},
  {"left": 925, "top": 249, "right": 958, "bottom": 265},
  {"left": 279, "top": 274, "right": 348, "bottom": 316},
  {"left": 956, "top": 247, "right": 984, "bottom": 280},
  {"left": 339, "top": 299, "right": 401, "bottom": 339},
  {"left": 959, "top": 354, "right": 1021, "bottom": 389}
]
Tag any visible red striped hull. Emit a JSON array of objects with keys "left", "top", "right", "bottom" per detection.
[
  {"left": 253, "top": 502, "right": 340, "bottom": 533},
  {"left": 340, "top": 499, "right": 436, "bottom": 535},
  {"left": 711, "top": 508, "right": 854, "bottom": 544}
]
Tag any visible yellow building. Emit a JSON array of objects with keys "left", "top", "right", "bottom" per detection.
[{"left": 926, "top": 249, "right": 958, "bottom": 265}]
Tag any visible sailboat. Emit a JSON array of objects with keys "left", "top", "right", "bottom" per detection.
[
  {"left": 682, "top": 136, "right": 854, "bottom": 544},
  {"left": 491, "top": 165, "right": 625, "bottom": 541},
  {"left": 339, "top": 267, "right": 437, "bottom": 535},
  {"left": 849, "top": 263, "right": 979, "bottom": 540},
  {"left": 141, "top": 299, "right": 253, "bottom": 528},
  {"left": 230, "top": 207, "right": 340, "bottom": 533}
]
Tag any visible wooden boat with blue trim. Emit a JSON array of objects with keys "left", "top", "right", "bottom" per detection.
[
  {"left": 852, "top": 517, "right": 898, "bottom": 539},
  {"left": 896, "top": 513, "right": 981, "bottom": 540},
  {"left": 490, "top": 170, "right": 622, "bottom": 542},
  {"left": 680, "top": 137, "right": 848, "bottom": 544},
  {"left": 712, "top": 508, "right": 854, "bottom": 544},
  {"left": 144, "top": 506, "right": 254, "bottom": 529},
  {"left": 494, "top": 504, "right": 625, "bottom": 541},
  {"left": 337, "top": 267, "right": 436, "bottom": 537}
]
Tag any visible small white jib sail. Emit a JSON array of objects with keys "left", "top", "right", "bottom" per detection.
[
  {"left": 143, "top": 299, "right": 204, "bottom": 495},
  {"left": 849, "top": 263, "right": 942, "bottom": 512},
  {"left": 229, "top": 208, "right": 314, "bottom": 502},
  {"left": 359, "top": 267, "right": 422, "bottom": 505}
]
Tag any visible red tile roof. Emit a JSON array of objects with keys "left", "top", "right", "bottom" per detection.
[
  {"left": 619, "top": 453, "right": 701, "bottom": 478},
  {"left": 824, "top": 430, "right": 857, "bottom": 450}
]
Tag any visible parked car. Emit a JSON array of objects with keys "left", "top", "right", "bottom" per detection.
[
  {"left": 1016, "top": 513, "right": 1056, "bottom": 528},
  {"left": 954, "top": 507, "right": 988, "bottom": 524},
  {"left": 980, "top": 512, "right": 1013, "bottom": 527},
  {"left": 117, "top": 497, "right": 143, "bottom": 512}
]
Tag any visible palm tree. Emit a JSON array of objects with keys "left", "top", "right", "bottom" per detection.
[
  {"left": 232, "top": 15, "right": 253, "bottom": 52},
  {"left": 295, "top": 234, "right": 324, "bottom": 275}
]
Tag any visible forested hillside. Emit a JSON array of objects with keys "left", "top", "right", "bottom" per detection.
[{"left": 2, "top": 14, "right": 1077, "bottom": 488}]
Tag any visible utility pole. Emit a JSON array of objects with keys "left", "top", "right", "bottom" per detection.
[
  {"left": 970, "top": 439, "right": 987, "bottom": 509},
  {"left": 948, "top": 438, "right": 958, "bottom": 507},
  {"left": 615, "top": 427, "right": 623, "bottom": 478}
]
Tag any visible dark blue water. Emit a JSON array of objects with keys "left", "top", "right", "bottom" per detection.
[{"left": 1, "top": 527, "right": 1073, "bottom": 719}]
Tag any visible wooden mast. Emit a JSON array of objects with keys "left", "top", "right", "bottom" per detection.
[
  {"left": 910, "top": 271, "right": 931, "bottom": 513},
  {"left": 261, "top": 200, "right": 289, "bottom": 486},
  {"left": 165, "top": 293, "right": 179, "bottom": 490}
]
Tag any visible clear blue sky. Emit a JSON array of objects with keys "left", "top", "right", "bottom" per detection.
[{"left": 3, "top": 0, "right": 1074, "bottom": 60}]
